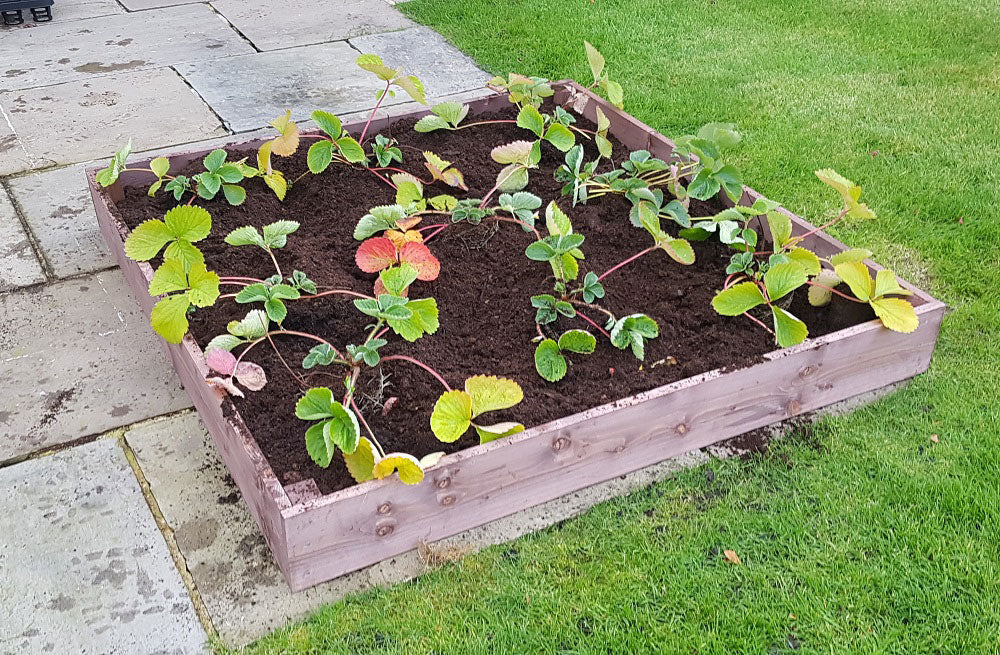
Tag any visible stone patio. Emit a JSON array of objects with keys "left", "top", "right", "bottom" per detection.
[{"left": 0, "top": 2, "right": 774, "bottom": 653}]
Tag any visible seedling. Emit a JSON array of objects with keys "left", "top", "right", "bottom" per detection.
[
  {"left": 430, "top": 376, "right": 525, "bottom": 444},
  {"left": 583, "top": 41, "right": 624, "bottom": 109},
  {"left": 534, "top": 329, "right": 597, "bottom": 381},
  {"left": 487, "top": 73, "right": 554, "bottom": 108}
]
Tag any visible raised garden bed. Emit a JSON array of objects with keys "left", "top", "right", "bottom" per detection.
[{"left": 88, "top": 57, "right": 944, "bottom": 591}]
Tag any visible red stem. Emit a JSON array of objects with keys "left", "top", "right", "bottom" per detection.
[
  {"left": 489, "top": 215, "right": 541, "bottom": 240},
  {"left": 423, "top": 224, "right": 450, "bottom": 243},
  {"left": 300, "top": 289, "right": 374, "bottom": 301},
  {"left": 743, "top": 311, "right": 775, "bottom": 336},
  {"left": 574, "top": 309, "right": 611, "bottom": 339},
  {"left": 359, "top": 80, "right": 391, "bottom": 145},
  {"left": 597, "top": 246, "right": 657, "bottom": 283},
  {"left": 805, "top": 280, "right": 866, "bottom": 303},
  {"left": 367, "top": 167, "right": 397, "bottom": 190},
  {"left": 417, "top": 223, "right": 449, "bottom": 232},
  {"left": 267, "top": 333, "right": 307, "bottom": 389},
  {"left": 379, "top": 355, "right": 451, "bottom": 391}
]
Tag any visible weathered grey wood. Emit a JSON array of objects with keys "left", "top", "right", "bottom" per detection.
[{"left": 89, "top": 83, "right": 946, "bottom": 592}]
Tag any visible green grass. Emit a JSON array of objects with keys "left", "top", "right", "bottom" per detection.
[{"left": 232, "top": 1, "right": 1000, "bottom": 652}]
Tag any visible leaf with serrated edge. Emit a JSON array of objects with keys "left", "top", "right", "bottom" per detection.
[
  {"left": 186, "top": 263, "right": 219, "bottom": 307},
  {"left": 544, "top": 123, "right": 575, "bottom": 152},
  {"left": 559, "top": 329, "right": 597, "bottom": 354},
  {"left": 311, "top": 110, "right": 342, "bottom": 139},
  {"left": 205, "top": 348, "right": 237, "bottom": 375},
  {"left": 534, "top": 339, "right": 566, "bottom": 382},
  {"left": 224, "top": 226, "right": 265, "bottom": 248},
  {"left": 125, "top": 219, "right": 172, "bottom": 261},
  {"left": 307, "top": 140, "right": 333, "bottom": 174},
  {"left": 373, "top": 453, "right": 424, "bottom": 485},
  {"left": 834, "top": 261, "right": 874, "bottom": 302},
  {"left": 771, "top": 306, "right": 808, "bottom": 348},
  {"left": 764, "top": 262, "right": 807, "bottom": 302},
  {"left": 398, "top": 241, "right": 440, "bottom": 281},
  {"left": 465, "top": 375, "right": 523, "bottom": 417},
  {"left": 873, "top": 269, "right": 913, "bottom": 298},
  {"left": 295, "top": 387, "right": 334, "bottom": 421},
  {"left": 206, "top": 334, "right": 243, "bottom": 352},
  {"left": 830, "top": 248, "right": 872, "bottom": 266},
  {"left": 766, "top": 212, "right": 792, "bottom": 248},
  {"left": 584, "top": 41, "right": 605, "bottom": 83},
  {"left": 475, "top": 422, "right": 525, "bottom": 444},
  {"left": 163, "top": 206, "right": 210, "bottom": 242},
  {"left": 430, "top": 390, "right": 473, "bottom": 443},
  {"left": 262, "top": 220, "right": 299, "bottom": 248},
  {"left": 712, "top": 282, "right": 766, "bottom": 316},
  {"left": 414, "top": 115, "right": 451, "bottom": 133},
  {"left": 269, "top": 111, "right": 299, "bottom": 156},
  {"left": 343, "top": 437, "right": 376, "bottom": 483},
  {"left": 870, "top": 297, "right": 919, "bottom": 333},
  {"left": 148, "top": 258, "right": 188, "bottom": 296},
  {"left": 496, "top": 164, "right": 528, "bottom": 192},
  {"left": 305, "top": 423, "right": 333, "bottom": 468},
  {"left": 516, "top": 104, "right": 545, "bottom": 137},
  {"left": 151, "top": 294, "right": 190, "bottom": 344},
  {"left": 492, "top": 140, "right": 534, "bottom": 165},
  {"left": 356, "top": 237, "right": 398, "bottom": 273},
  {"left": 786, "top": 247, "right": 821, "bottom": 276},
  {"left": 660, "top": 238, "right": 695, "bottom": 265}
]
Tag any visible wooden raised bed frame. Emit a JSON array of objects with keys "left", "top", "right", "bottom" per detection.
[{"left": 89, "top": 82, "right": 946, "bottom": 591}]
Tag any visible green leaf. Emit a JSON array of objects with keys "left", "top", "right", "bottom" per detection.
[
  {"left": 430, "top": 390, "right": 473, "bottom": 443},
  {"left": 295, "top": 387, "right": 335, "bottom": 421},
  {"left": 305, "top": 423, "right": 334, "bottom": 468},
  {"left": 870, "top": 297, "right": 919, "bottom": 333},
  {"left": 264, "top": 298, "right": 287, "bottom": 323},
  {"left": 354, "top": 205, "right": 407, "bottom": 240},
  {"left": 712, "top": 282, "right": 767, "bottom": 316},
  {"left": 302, "top": 344, "right": 338, "bottom": 369},
  {"left": 559, "top": 329, "right": 597, "bottom": 354},
  {"left": 688, "top": 168, "right": 721, "bottom": 200},
  {"left": 414, "top": 115, "right": 451, "bottom": 133},
  {"left": 227, "top": 309, "right": 269, "bottom": 339},
  {"left": 164, "top": 205, "right": 212, "bottom": 243},
  {"left": 222, "top": 184, "right": 246, "bottom": 206},
  {"left": 311, "top": 110, "right": 342, "bottom": 139},
  {"left": 764, "top": 262, "right": 808, "bottom": 302},
  {"left": 545, "top": 201, "right": 573, "bottom": 237},
  {"left": 834, "top": 261, "right": 874, "bottom": 302},
  {"left": 873, "top": 269, "right": 913, "bottom": 298},
  {"left": 377, "top": 294, "right": 413, "bottom": 321},
  {"left": 356, "top": 53, "right": 396, "bottom": 80},
  {"left": 786, "top": 247, "right": 821, "bottom": 277},
  {"left": 205, "top": 334, "right": 243, "bottom": 352},
  {"left": 544, "top": 123, "right": 575, "bottom": 152},
  {"left": 465, "top": 375, "right": 523, "bottom": 417},
  {"left": 196, "top": 172, "right": 221, "bottom": 198},
  {"left": 830, "top": 248, "right": 872, "bottom": 266},
  {"left": 124, "top": 219, "right": 173, "bottom": 261},
  {"left": 815, "top": 168, "right": 876, "bottom": 220},
  {"left": 379, "top": 264, "right": 419, "bottom": 297},
  {"left": 715, "top": 165, "right": 743, "bottom": 201},
  {"left": 262, "top": 220, "right": 300, "bottom": 248},
  {"left": 150, "top": 294, "right": 191, "bottom": 344},
  {"left": 581, "top": 271, "right": 605, "bottom": 303},
  {"left": 496, "top": 164, "right": 529, "bottom": 192},
  {"left": 148, "top": 258, "right": 188, "bottom": 296},
  {"left": 771, "top": 306, "right": 809, "bottom": 347},
  {"left": 149, "top": 156, "right": 170, "bottom": 178},
  {"left": 307, "top": 140, "right": 334, "bottom": 173},
  {"left": 343, "top": 437, "right": 376, "bottom": 483},
  {"left": 766, "top": 211, "right": 792, "bottom": 248},
  {"left": 516, "top": 104, "right": 545, "bottom": 137},
  {"left": 660, "top": 238, "right": 695, "bottom": 265},
  {"left": 263, "top": 172, "right": 287, "bottom": 200},
  {"left": 534, "top": 339, "right": 567, "bottom": 382},
  {"left": 163, "top": 240, "right": 205, "bottom": 270},
  {"left": 433, "top": 101, "right": 468, "bottom": 126},
  {"left": 474, "top": 422, "right": 525, "bottom": 444},
  {"left": 203, "top": 149, "right": 226, "bottom": 172},
  {"left": 583, "top": 40, "right": 605, "bottom": 83},
  {"left": 492, "top": 140, "right": 535, "bottom": 165},
  {"left": 186, "top": 262, "right": 220, "bottom": 307},
  {"left": 235, "top": 283, "right": 269, "bottom": 304},
  {"left": 386, "top": 296, "right": 439, "bottom": 343},
  {"left": 324, "top": 403, "right": 361, "bottom": 454},
  {"left": 224, "top": 226, "right": 265, "bottom": 248},
  {"left": 336, "top": 136, "right": 367, "bottom": 163},
  {"left": 610, "top": 314, "right": 658, "bottom": 360}
]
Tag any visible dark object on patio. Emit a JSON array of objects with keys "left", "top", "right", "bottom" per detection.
[{"left": 1, "top": 0, "right": 54, "bottom": 25}]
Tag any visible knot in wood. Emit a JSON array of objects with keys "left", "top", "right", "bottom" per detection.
[
  {"left": 375, "top": 521, "right": 395, "bottom": 537},
  {"left": 552, "top": 436, "right": 571, "bottom": 452},
  {"left": 440, "top": 494, "right": 456, "bottom": 506},
  {"left": 376, "top": 502, "right": 392, "bottom": 515},
  {"left": 435, "top": 476, "right": 451, "bottom": 489},
  {"left": 676, "top": 423, "right": 688, "bottom": 435},
  {"left": 787, "top": 399, "right": 803, "bottom": 415},
  {"left": 799, "top": 365, "right": 816, "bottom": 378}
]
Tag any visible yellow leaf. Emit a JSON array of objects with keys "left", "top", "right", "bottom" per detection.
[
  {"left": 833, "top": 261, "right": 874, "bottom": 302},
  {"left": 269, "top": 110, "right": 300, "bottom": 156},
  {"left": 373, "top": 453, "right": 424, "bottom": 485},
  {"left": 385, "top": 229, "right": 423, "bottom": 250},
  {"left": 464, "top": 375, "right": 523, "bottom": 418},
  {"left": 343, "top": 437, "right": 376, "bottom": 483},
  {"left": 870, "top": 297, "right": 919, "bottom": 333},
  {"left": 723, "top": 549, "right": 742, "bottom": 565}
]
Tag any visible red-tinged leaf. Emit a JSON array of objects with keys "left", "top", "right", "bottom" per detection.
[
  {"left": 234, "top": 361, "right": 267, "bottom": 391},
  {"left": 355, "top": 237, "right": 398, "bottom": 273},
  {"left": 205, "top": 348, "right": 237, "bottom": 375},
  {"left": 206, "top": 376, "right": 244, "bottom": 398},
  {"left": 373, "top": 276, "right": 409, "bottom": 298},
  {"left": 385, "top": 229, "right": 423, "bottom": 250},
  {"left": 398, "top": 241, "right": 440, "bottom": 281}
]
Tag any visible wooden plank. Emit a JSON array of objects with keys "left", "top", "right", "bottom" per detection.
[{"left": 279, "top": 302, "right": 943, "bottom": 589}]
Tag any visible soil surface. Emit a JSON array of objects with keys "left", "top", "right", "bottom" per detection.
[{"left": 114, "top": 100, "right": 874, "bottom": 494}]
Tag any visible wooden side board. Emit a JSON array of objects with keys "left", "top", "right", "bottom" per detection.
[{"left": 89, "top": 82, "right": 946, "bottom": 591}]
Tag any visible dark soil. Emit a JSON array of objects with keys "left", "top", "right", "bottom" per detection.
[{"left": 113, "top": 100, "right": 874, "bottom": 494}]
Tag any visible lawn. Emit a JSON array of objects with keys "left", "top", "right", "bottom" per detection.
[{"left": 231, "top": 1, "right": 1000, "bottom": 652}]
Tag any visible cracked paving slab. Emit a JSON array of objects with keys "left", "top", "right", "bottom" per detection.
[
  {"left": 0, "top": 5, "right": 254, "bottom": 92},
  {"left": 7, "top": 163, "right": 116, "bottom": 278},
  {"left": 0, "top": 185, "right": 45, "bottom": 290},
  {"left": 0, "top": 269, "right": 191, "bottom": 462},
  {"left": 0, "top": 438, "right": 207, "bottom": 655},
  {"left": 177, "top": 32, "right": 490, "bottom": 132},
  {"left": 210, "top": 0, "right": 414, "bottom": 51},
  {"left": 128, "top": 411, "right": 710, "bottom": 646},
  {"left": 0, "top": 68, "right": 226, "bottom": 173}
]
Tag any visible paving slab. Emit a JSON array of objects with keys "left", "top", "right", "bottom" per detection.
[
  {"left": 127, "top": 411, "right": 709, "bottom": 646},
  {"left": 42, "top": 0, "right": 124, "bottom": 22},
  {"left": 0, "top": 68, "right": 226, "bottom": 172},
  {"left": 0, "top": 107, "right": 32, "bottom": 175},
  {"left": 0, "top": 438, "right": 207, "bottom": 655},
  {"left": 0, "top": 5, "right": 254, "bottom": 92},
  {"left": 0, "top": 269, "right": 192, "bottom": 462},
  {"left": 178, "top": 35, "right": 490, "bottom": 132},
  {"left": 7, "top": 164, "right": 116, "bottom": 278},
  {"left": 117, "top": 0, "right": 203, "bottom": 10},
  {"left": 210, "top": 0, "right": 413, "bottom": 51},
  {"left": 0, "top": 186, "right": 45, "bottom": 290}
]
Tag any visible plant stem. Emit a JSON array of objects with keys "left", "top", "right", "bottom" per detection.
[
  {"left": 417, "top": 223, "right": 449, "bottom": 232},
  {"left": 567, "top": 298, "right": 615, "bottom": 320},
  {"left": 359, "top": 80, "right": 391, "bottom": 145},
  {"left": 805, "top": 280, "right": 866, "bottom": 303},
  {"left": 273, "top": 330, "right": 347, "bottom": 362},
  {"left": 573, "top": 309, "right": 611, "bottom": 339},
  {"left": 455, "top": 119, "right": 517, "bottom": 130},
  {"left": 597, "top": 246, "right": 657, "bottom": 282},
  {"left": 266, "top": 247, "right": 282, "bottom": 279},
  {"left": 789, "top": 208, "right": 850, "bottom": 246},
  {"left": 422, "top": 224, "right": 450, "bottom": 243},
  {"left": 488, "top": 215, "right": 541, "bottom": 240},
  {"left": 367, "top": 167, "right": 397, "bottom": 190},
  {"left": 299, "top": 289, "right": 374, "bottom": 301},
  {"left": 267, "top": 333, "right": 307, "bottom": 389},
  {"left": 479, "top": 165, "right": 524, "bottom": 209},
  {"left": 379, "top": 355, "right": 451, "bottom": 391},
  {"left": 349, "top": 396, "right": 386, "bottom": 457},
  {"left": 743, "top": 311, "right": 775, "bottom": 336}
]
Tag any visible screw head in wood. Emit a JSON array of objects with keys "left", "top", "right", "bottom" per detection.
[
  {"left": 375, "top": 519, "right": 396, "bottom": 537},
  {"left": 435, "top": 476, "right": 451, "bottom": 489},
  {"left": 377, "top": 502, "right": 392, "bottom": 515},
  {"left": 552, "top": 437, "right": 571, "bottom": 452}
]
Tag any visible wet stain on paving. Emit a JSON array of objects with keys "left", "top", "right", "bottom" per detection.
[{"left": 72, "top": 60, "right": 146, "bottom": 74}]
